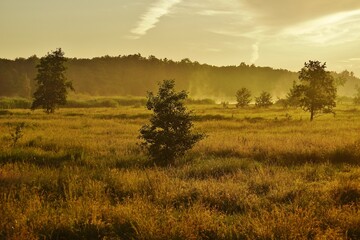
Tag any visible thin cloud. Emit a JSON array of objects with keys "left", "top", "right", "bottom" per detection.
[
  {"left": 131, "top": 0, "right": 182, "bottom": 38},
  {"left": 282, "top": 9, "right": 360, "bottom": 44},
  {"left": 241, "top": 0, "right": 360, "bottom": 28},
  {"left": 198, "top": 10, "right": 234, "bottom": 16}
]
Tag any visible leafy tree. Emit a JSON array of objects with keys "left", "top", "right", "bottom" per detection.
[
  {"left": 236, "top": 88, "right": 251, "bottom": 108},
  {"left": 334, "top": 70, "right": 349, "bottom": 87},
  {"left": 295, "top": 60, "right": 336, "bottom": 121},
  {"left": 255, "top": 91, "right": 273, "bottom": 108},
  {"left": 139, "top": 80, "right": 204, "bottom": 165},
  {"left": 31, "top": 48, "right": 73, "bottom": 113}
]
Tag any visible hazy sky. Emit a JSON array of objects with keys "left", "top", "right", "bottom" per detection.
[{"left": 1, "top": 0, "right": 360, "bottom": 75}]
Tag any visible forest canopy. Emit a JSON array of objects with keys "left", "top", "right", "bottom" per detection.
[{"left": 0, "top": 54, "right": 358, "bottom": 101}]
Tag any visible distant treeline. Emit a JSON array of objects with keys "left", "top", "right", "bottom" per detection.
[{"left": 1, "top": 54, "right": 359, "bottom": 100}]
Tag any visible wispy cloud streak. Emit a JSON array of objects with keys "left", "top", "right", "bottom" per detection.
[
  {"left": 282, "top": 9, "right": 360, "bottom": 44},
  {"left": 131, "top": 0, "right": 182, "bottom": 38}
]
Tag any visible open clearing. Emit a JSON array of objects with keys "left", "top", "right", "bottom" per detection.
[{"left": 1, "top": 104, "right": 360, "bottom": 239}]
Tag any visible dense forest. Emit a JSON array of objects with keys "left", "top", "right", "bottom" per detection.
[{"left": 0, "top": 54, "right": 359, "bottom": 101}]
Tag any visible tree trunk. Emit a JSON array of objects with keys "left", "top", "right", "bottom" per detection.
[{"left": 310, "top": 109, "right": 314, "bottom": 121}]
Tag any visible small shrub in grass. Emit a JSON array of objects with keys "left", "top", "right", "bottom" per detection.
[
  {"left": 139, "top": 80, "right": 205, "bottom": 166},
  {"left": 9, "top": 122, "right": 25, "bottom": 147},
  {"left": 255, "top": 91, "right": 273, "bottom": 108}
]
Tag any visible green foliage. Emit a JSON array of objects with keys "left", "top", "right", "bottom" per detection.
[
  {"left": 255, "top": 91, "right": 273, "bottom": 108},
  {"left": 236, "top": 87, "right": 252, "bottom": 108},
  {"left": 139, "top": 80, "right": 205, "bottom": 165},
  {"left": 295, "top": 60, "right": 337, "bottom": 121},
  {"left": 1, "top": 54, "right": 359, "bottom": 101},
  {"left": 31, "top": 48, "right": 74, "bottom": 113},
  {"left": 0, "top": 54, "right": 300, "bottom": 98}
]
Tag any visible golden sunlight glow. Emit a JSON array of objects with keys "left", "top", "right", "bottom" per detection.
[{"left": 0, "top": 0, "right": 360, "bottom": 75}]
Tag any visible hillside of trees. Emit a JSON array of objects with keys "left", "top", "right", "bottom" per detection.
[{"left": 1, "top": 54, "right": 359, "bottom": 101}]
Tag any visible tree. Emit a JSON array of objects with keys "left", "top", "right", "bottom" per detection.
[
  {"left": 334, "top": 70, "right": 349, "bottom": 87},
  {"left": 31, "top": 48, "right": 73, "bottom": 113},
  {"left": 236, "top": 88, "right": 251, "bottom": 108},
  {"left": 139, "top": 80, "right": 204, "bottom": 165},
  {"left": 255, "top": 91, "right": 273, "bottom": 108},
  {"left": 295, "top": 60, "right": 336, "bottom": 121}
]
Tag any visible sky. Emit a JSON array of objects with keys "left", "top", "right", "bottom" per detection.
[{"left": 1, "top": 0, "right": 360, "bottom": 76}]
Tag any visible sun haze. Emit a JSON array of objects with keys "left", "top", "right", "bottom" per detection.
[{"left": 1, "top": 0, "right": 360, "bottom": 75}]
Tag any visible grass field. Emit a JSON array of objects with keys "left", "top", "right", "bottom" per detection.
[{"left": 1, "top": 104, "right": 360, "bottom": 239}]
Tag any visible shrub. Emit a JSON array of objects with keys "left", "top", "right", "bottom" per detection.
[
  {"left": 9, "top": 122, "right": 25, "bottom": 147},
  {"left": 139, "top": 80, "right": 205, "bottom": 166},
  {"left": 236, "top": 88, "right": 251, "bottom": 108},
  {"left": 255, "top": 91, "right": 273, "bottom": 108}
]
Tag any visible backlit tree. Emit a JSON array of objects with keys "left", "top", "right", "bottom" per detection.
[
  {"left": 139, "top": 80, "right": 204, "bottom": 165},
  {"left": 31, "top": 48, "right": 73, "bottom": 113},
  {"left": 295, "top": 60, "right": 336, "bottom": 121}
]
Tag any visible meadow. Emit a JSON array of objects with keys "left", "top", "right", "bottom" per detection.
[{"left": 0, "top": 103, "right": 360, "bottom": 239}]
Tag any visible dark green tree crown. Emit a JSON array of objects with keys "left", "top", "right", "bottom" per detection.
[
  {"left": 31, "top": 48, "right": 74, "bottom": 113},
  {"left": 140, "top": 79, "right": 204, "bottom": 165}
]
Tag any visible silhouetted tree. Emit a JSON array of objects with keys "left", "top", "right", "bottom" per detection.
[
  {"left": 31, "top": 48, "right": 73, "bottom": 113},
  {"left": 139, "top": 80, "right": 204, "bottom": 165},
  {"left": 295, "top": 60, "right": 336, "bottom": 121},
  {"left": 255, "top": 91, "right": 273, "bottom": 108},
  {"left": 236, "top": 88, "right": 251, "bottom": 108}
]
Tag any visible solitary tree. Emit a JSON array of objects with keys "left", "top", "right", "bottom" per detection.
[
  {"left": 139, "top": 80, "right": 204, "bottom": 166},
  {"left": 236, "top": 88, "right": 251, "bottom": 108},
  {"left": 255, "top": 91, "right": 273, "bottom": 108},
  {"left": 31, "top": 48, "right": 73, "bottom": 113},
  {"left": 295, "top": 60, "right": 336, "bottom": 121}
]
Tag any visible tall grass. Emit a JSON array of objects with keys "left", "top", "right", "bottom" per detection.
[{"left": 0, "top": 105, "right": 360, "bottom": 239}]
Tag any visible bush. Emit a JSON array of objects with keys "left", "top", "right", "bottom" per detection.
[
  {"left": 236, "top": 88, "right": 251, "bottom": 108},
  {"left": 139, "top": 80, "right": 205, "bottom": 166},
  {"left": 255, "top": 91, "right": 273, "bottom": 108}
]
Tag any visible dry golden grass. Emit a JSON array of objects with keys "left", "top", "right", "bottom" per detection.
[{"left": 0, "top": 104, "right": 360, "bottom": 239}]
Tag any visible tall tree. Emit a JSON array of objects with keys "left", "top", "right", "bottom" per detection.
[
  {"left": 31, "top": 48, "right": 73, "bottom": 113},
  {"left": 295, "top": 60, "right": 336, "bottom": 121},
  {"left": 139, "top": 80, "right": 204, "bottom": 165}
]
